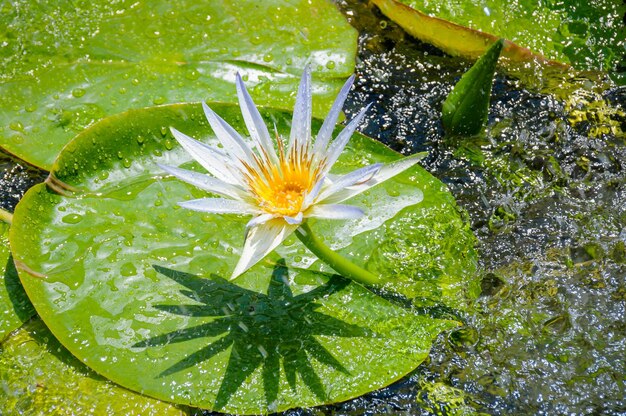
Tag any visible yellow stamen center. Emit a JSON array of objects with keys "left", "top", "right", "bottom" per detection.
[{"left": 244, "top": 141, "right": 322, "bottom": 217}]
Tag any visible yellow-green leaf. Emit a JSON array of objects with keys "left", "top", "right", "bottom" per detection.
[
  {"left": 0, "top": 0, "right": 357, "bottom": 170},
  {"left": 371, "top": 0, "right": 566, "bottom": 65},
  {"left": 11, "top": 103, "right": 477, "bottom": 413}
]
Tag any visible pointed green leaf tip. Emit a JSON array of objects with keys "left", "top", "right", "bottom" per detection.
[{"left": 442, "top": 39, "right": 504, "bottom": 136}]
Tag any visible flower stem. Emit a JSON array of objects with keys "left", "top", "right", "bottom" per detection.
[
  {"left": 295, "top": 222, "right": 384, "bottom": 286},
  {"left": 0, "top": 208, "right": 12, "bottom": 225}
]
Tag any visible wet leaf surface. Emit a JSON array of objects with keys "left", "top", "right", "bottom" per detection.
[
  {"left": 0, "top": 0, "right": 357, "bottom": 169},
  {"left": 10, "top": 103, "right": 476, "bottom": 413},
  {"left": 0, "top": 318, "right": 186, "bottom": 415},
  {"left": 371, "top": 0, "right": 559, "bottom": 66},
  {"left": 374, "top": 0, "right": 625, "bottom": 78}
]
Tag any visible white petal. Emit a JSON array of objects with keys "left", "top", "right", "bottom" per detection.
[
  {"left": 169, "top": 127, "right": 239, "bottom": 184},
  {"left": 302, "top": 177, "right": 325, "bottom": 209},
  {"left": 159, "top": 164, "right": 247, "bottom": 200},
  {"left": 323, "top": 152, "right": 427, "bottom": 204},
  {"left": 178, "top": 198, "right": 259, "bottom": 215},
  {"left": 283, "top": 212, "right": 303, "bottom": 225},
  {"left": 287, "top": 66, "right": 312, "bottom": 155},
  {"left": 306, "top": 204, "right": 364, "bottom": 220},
  {"left": 312, "top": 74, "right": 355, "bottom": 156},
  {"left": 246, "top": 213, "right": 276, "bottom": 229},
  {"left": 322, "top": 103, "right": 371, "bottom": 175},
  {"left": 236, "top": 73, "right": 279, "bottom": 165},
  {"left": 316, "top": 163, "right": 382, "bottom": 203},
  {"left": 202, "top": 102, "right": 257, "bottom": 167},
  {"left": 231, "top": 219, "right": 298, "bottom": 279},
  {"left": 325, "top": 173, "right": 340, "bottom": 183}
]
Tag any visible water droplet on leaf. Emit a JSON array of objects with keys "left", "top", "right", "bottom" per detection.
[
  {"left": 61, "top": 213, "right": 83, "bottom": 224},
  {"left": 120, "top": 262, "right": 137, "bottom": 277},
  {"left": 72, "top": 88, "right": 86, "bottom": 98},
  {"left": 9, "top": 121, "right": 24, "bottom": 132},
  {"left": 185, "top": 69, "right": 200, "bottom": 80}
]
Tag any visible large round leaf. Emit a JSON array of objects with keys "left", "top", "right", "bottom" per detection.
[
  {"left": 0, "top": 221, "right": 35, "bottom": 341},
  {"left": 0, "top": 0, "right": 356, "bottom": 170},
  {"left": 10, "top": 103, "right": 476, "bottom": 413},
  {"left": 0, "top": 318, "right": 186, "bottom": 415}
]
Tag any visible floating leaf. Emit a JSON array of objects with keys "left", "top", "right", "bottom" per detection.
[
  {"left": 10, "top": 103, "right": 477, "bottom": 413},
  {"left": 442, "top": 39, "right": 504, "bottom": 136},
  {"left": 0, "top": 221, "right": 35, "bottom": 341},
  {"left": 0, "top": 318, "right": 186, "bottom": 415},
  {"left": 371, "top": 0, "right": 563, "bottom": 65},
  {"left": 372, "top": 0, "right": 625, "bottom": 75},
  {"left": 0, "top": 0, "right": 357, "bottom": 170}
]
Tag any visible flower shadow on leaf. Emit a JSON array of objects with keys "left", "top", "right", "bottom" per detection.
[
  {"left": 4, "top": 255, "right": 36, "bottom": 322},
  {"left": 133, "top": 261, "right": 372, "bottom": 411}
]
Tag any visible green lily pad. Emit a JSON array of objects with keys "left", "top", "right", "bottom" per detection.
[
  {"left": 10, "top": 103, "right": 476, "bottom": 413},
  {"left": 0, "top": 318, "right": 186, "bottom": 415},
  {"left": 0, "top": 0, "right": 357, "bottom": 170},
  {"left": 372, "top": 0, "right": 624, "bottom": 72},
  {"left": 0, "top": 221, "right": 35, "bottom": 341}
]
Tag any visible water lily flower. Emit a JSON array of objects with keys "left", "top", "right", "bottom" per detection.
[{"left": 160, "top": 67, "right": 424, "bottom": 283}]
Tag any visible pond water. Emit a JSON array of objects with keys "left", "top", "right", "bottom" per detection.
[
  {"left": 1, "top": 0, "right": 625, "bottom": 415},
  {"left": 320, "top": 1, "right": 625, "bottom": 414}
]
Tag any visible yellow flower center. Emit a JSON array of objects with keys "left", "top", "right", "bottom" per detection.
[
  {"left": 262, "top": 179, "right": 307, "bottom": 216},
  {"left": 244, "top": 143, "right": 322, "bottom": 217}
]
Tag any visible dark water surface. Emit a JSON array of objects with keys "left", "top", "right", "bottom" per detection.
[{"left": 313, "top": 1, "right": 625, "bottom": 414}]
